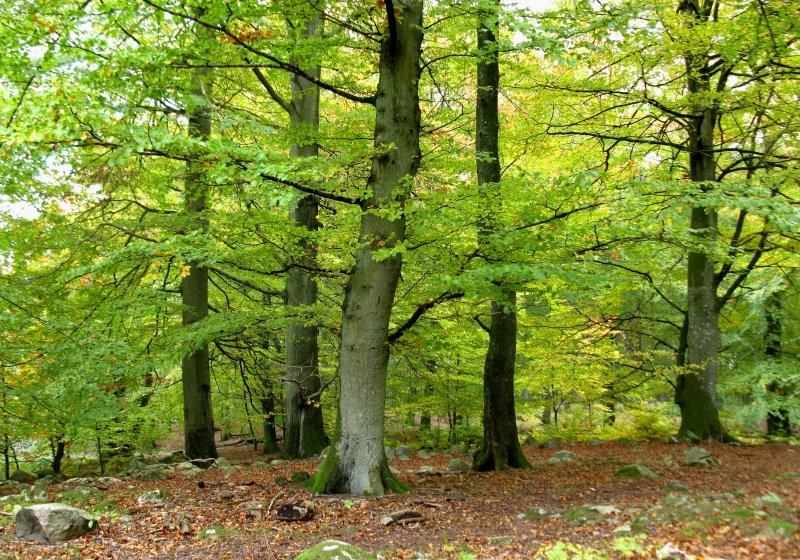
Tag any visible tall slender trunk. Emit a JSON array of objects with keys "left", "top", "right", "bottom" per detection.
[
  {"left": 3, "top": 434, "right": 10, "bottom": 480},
  {"left": 311, "top": 0, "right": 423, "bottom": 496},
  {"left": 284, "top": 8, "right": 327, "bottom": 458},
  {"left": 674, "top": 0, "right": 726, "bottom": 441},
  {"left": 472, "top": 1, "right": 529, "bottom": 472},
  {"left": 260, "top": 393, "right": 280, "bottom": 454},
  {"left": 51, "top": 436, "right": 65, "bottom": 474},
  {"left": 181, "top": 64, "right": 218, "bottom": 459},
  {"left": 765, "top": 290, "right": 791, "bottom": 436}
]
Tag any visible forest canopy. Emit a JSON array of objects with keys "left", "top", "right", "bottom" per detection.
[{"left": 0, "top": 0, "right": 798, "bottom": 489}]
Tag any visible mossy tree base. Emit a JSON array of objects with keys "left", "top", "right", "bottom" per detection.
[
  {"left": 473, "top": 441, "right": 531, "bottom": 472},
  {"left": 675, "top": 373, "right": 731, "bottom": 442},
  {"left": 310, "top": 438, "right": 408, "bottom": 496}
]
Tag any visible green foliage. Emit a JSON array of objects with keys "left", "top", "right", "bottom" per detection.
[{"left": 0, "top": 0, "right": 798, "bottom": 466}]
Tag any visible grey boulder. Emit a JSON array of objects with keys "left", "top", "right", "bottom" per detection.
[{"left": 15, "top": 503, "right": 97, "bottom": 543}]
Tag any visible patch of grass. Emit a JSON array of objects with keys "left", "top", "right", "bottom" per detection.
[
  {"left": 199, "top": 523, "right": 241, "bottom": 539},
  {"left": 59, "top": 487, "right": 106, "bottom": 506},
  {"left": 90, "top": 498, "right": 128, "bottom": 518}
]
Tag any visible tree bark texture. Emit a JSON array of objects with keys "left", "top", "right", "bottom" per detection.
[
  {"left": 474, "top": 296, "right": 531, "bottom": 471},
  {"left": 674, "top": 0, "right": 726, "bottom": 441},
  {"left": 260, "top": 394, "right": 280, "bottom": 454},
  {"left": 764, "top": 291, "right": 791, "bottom": 436},
  {"left": 312, "top": 0, "right": 423, "bottom": 496},
  {"left": 472, "top": 1, "right": 530, "bottom": 472},
  {"left": 284, "top": 10, "right": 327, "bottom": 459},
  {"left": 181, "top": 65, "right": 218, "bottom": 459}
]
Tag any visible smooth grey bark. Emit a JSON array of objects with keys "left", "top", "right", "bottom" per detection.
[
  {"left": 312, "top": 0, "right": 423, "bottom": 496},
  {"left": 181, "top": 65, "right": 218, "bottom": 459},
  {"left": 472, "top": 2, "right": 530, "bottom": 472},
  {"left": 284, "top": 9, "right": 327, "bottom": 459},
  {"left": 673, "top": 0, "right": 727, "bottom": 441}
]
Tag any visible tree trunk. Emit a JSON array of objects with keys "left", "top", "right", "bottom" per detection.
[
  {"left": 51, "top": 436, "right": 65, "bottom": 474},
  {"left": 284, "top": 8, "right": 327, "bottom": 459},
  {"left": 260, "top": 395, "right": 280, "bottom": 454},
  {"left": 311, "top": 0, "right": 423, "bottom": 496},
  {"left": 181, "top": 64, "right": 218, "bottom": 459},
  {"left": 764, "top": 290, "right": 791, "bottom": 436},
  {"left": 474, "top": 297, "right": 531, "bottom": 471},
  {"left": 674, "top": 0, "right": 726, "bottom": 441},
  {"left": 3, "top": 434, "right": 10, "bottom": 480},
  {"left": 472, "top": 2, "right": 530, "bottom": 472}
]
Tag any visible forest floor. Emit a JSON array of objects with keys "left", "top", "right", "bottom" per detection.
[{"left": 1, "top": 440, "right": 798, "bottom": 559}]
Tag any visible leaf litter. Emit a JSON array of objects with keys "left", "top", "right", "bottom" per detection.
[{"left": 1, "top": 441, "right": 798, "bottom": 559}]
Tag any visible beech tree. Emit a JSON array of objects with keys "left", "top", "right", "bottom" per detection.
[
  {"left": 281, "top": 5, "right": 328, "bottom": 459},
  {"left": 472, "top": 0, "right": 530, "bottom": 472},
  {"left": 535, "top": 0, "right": 800, "bottom": 440},
  {"left": 181, "top": 56, "right": 218, "bottom": 460},
  {"left": 312, "top": 0, "right": 424, "bottom": 496}
]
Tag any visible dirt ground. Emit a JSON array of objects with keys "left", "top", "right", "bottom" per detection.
[{"left": 2, "top": 440, "right": 798, "bottom": 559}]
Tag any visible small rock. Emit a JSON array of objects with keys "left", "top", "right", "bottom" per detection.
[
  {"left": 61, "top": 486, "right": 106, "bottom": 500},
  {"left": 15, "top": 503, "right": 98, "bottom": 543},
  {"left": 394, "top": 445, "right": 413, "bottom": 460},
  {"left": 548, "top": 450, "right": 576, "bottom": 463},
  {"left": 585, "top": 438, "right": 605, "bottom": 446},
  {"left": 242, "top": 501, "right": 266, "bottom": 520},
  {"left": 418, "top": 449, "right": 437, "bottom": 459},
  {"left": 614, "top": 523, "right": 633, "bottom": 534},
  {"left": 615, "top": 464, "right": 659, "bottom": 480},
  {"left": 133, "top": 468, "right": 169, "bottom": 481},
  {"left": 23, "top": 480, "right": 49, "bottom": 502},
  {"left": 252, "top": 461, "right": 269, "bottom": 469},
  {"left": 137, "top": 489, "right": 166, "bottom": 505},
  {"left": 96, "top": 476, "right": 123, "bottom": 486},
  {"left": 416, "top": 465, "right": 438, "bottom": 474},
  {"left": 684, "top": 447, "right": 718, "bottom": 466},
  {"left": 563, "top": 504, "right": 621, "bottom": 526},
  {"left": 384, "top": 447, "right": 395, "bottom": 460},
  {"left": 10, "top": 470, "right": 36, "bottom": 484},
  {"left": 214, "top": 457, "right": 232, "bottom": 468},
  {"left": 129, "top": 459, "right": 147, "bottom": 472},
  {"left": 662, "top": 481, "right": 689, "bottom": 495},
  {"left": 757, "top": 492, "right": 782, "bottom": 506},
  {"left": 270, "top": 459, "right": 287, "bottom": 466},
  {"left": 446, "top": 458, "right": 469, "bottom": 473},
  {"left": 539, "top": 439, "right": 560, "bottom": 449},
  {"left": 656, "top": 541, "right": 695, "bottom": 559},
  {"left": 219, "top": 465, "right": 237, "bottom": 476}
]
